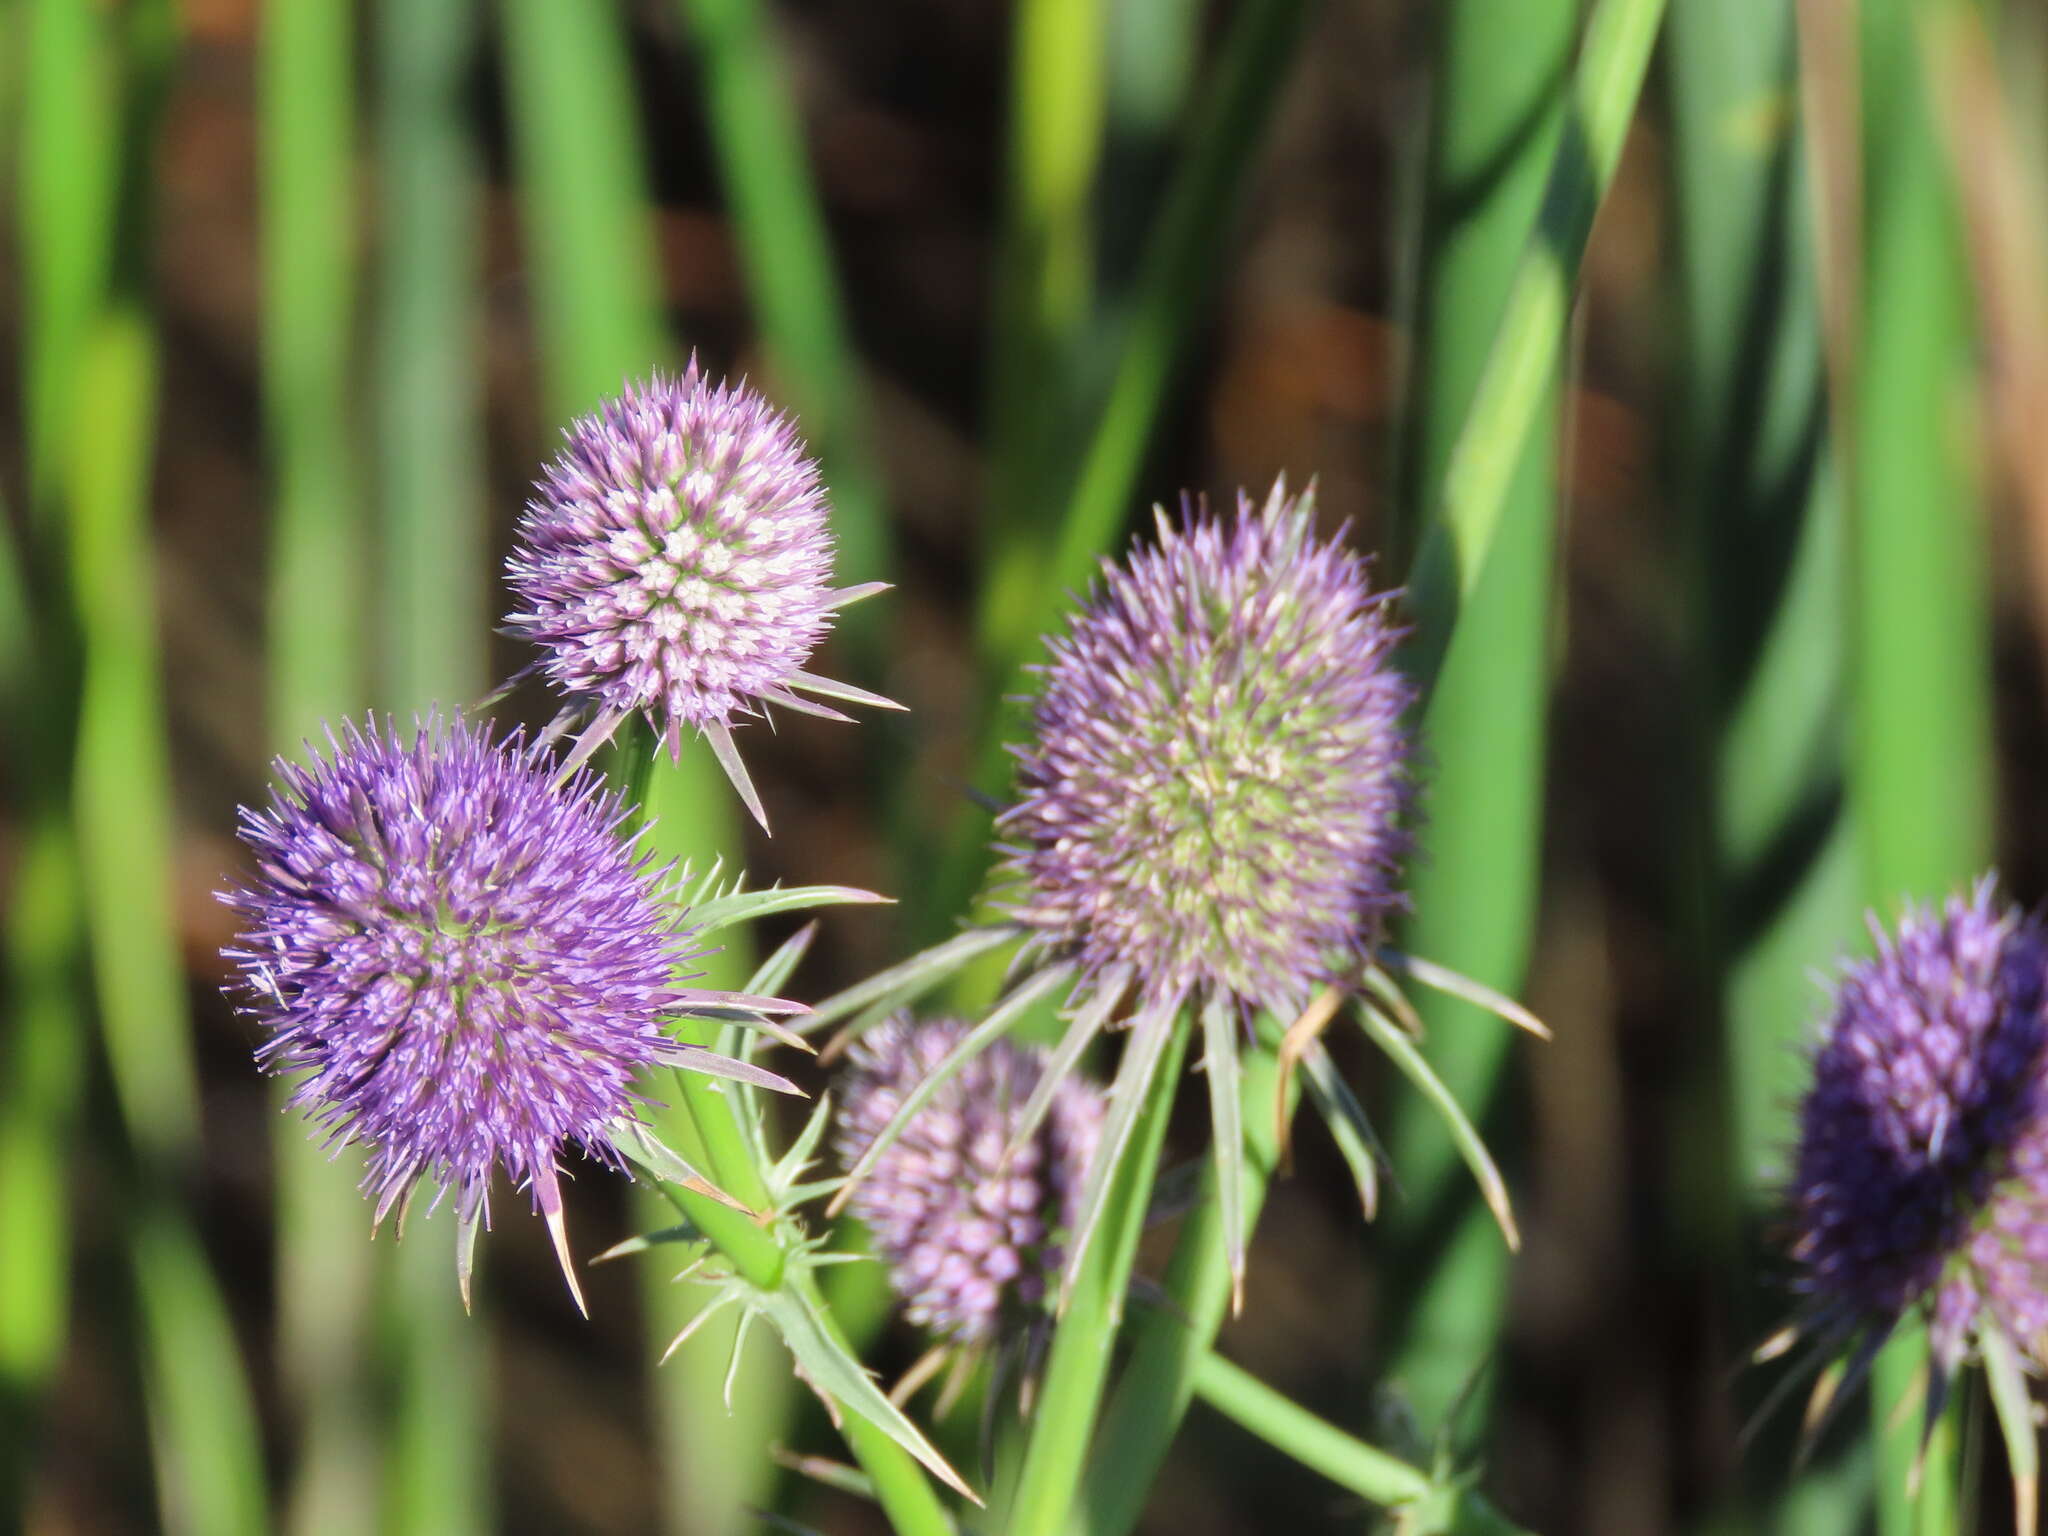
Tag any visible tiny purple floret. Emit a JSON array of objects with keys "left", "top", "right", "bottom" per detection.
[
  {"left": 836, "top": 1017, "right": 1104, "bottom": 1345},
  {"left": 1789, "top": 878, "right": 2048, "bottom": 1371},
  {"left": 997, "top": 479, "right": 1417, "bottom": 1019},
  {"left": 504, "top": 360, "right": 895, "bottom": 828},
  {"left": 223, "top": 713, "right": 787, "bottom": 1311}
]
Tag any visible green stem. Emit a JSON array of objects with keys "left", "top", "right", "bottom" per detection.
[
  {"left": 1404, "top": 0, "right": 1670, "bottom": 692},
  {"left": 1004, "top": 1028, "right": 1190, "bottom": 1536},
  {"left": 1190, "top": 1353, "right": 1541, "bottom": 1532},
  {"left": 1379, "top": 0, "right": 1572, "bottom": 1435}
]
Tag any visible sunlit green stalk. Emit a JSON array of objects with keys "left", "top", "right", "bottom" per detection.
[
  {"left": 496, "top": 9, "right": 777, "bottom": 1526},
  {"left": 373, "top": 2, "right": 494, "bottom": 1531},
  {"left": 1667, "top": 3, "right": 1868, "bottom": 1530},
  {"left": 262, "top": 0, "right": 380, "bottom": 1528},
  {"left": 1002, "top": 1028, "right": 1188, "bottom": 1536},
  {"left": 1405, "top": 0, "right": 1671, "bottom": 694},
  {"left": 1379, "top": 0, "right": 1573, "bottom": 1437},
  {"left": 1852, "top": 1, "right": 1992, "bottom": 1528}
]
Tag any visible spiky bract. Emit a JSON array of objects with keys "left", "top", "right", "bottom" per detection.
[
  {"left": 836, "top": 1017, "right": 1104, "bottom": 1344},
  {"left": 997, "top": 479, "right": 1416, "bottom": 1020}
]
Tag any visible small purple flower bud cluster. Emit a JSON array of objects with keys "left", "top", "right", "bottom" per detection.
[
  {"left": 1790, "top": 880, "right": 2048, "bottom": 1370},
  {"left": 835, "top": 1018, "right": 1105, "bottom": 1344},
  {"left": 505, "top": 361, "right": 890, "bottom": 824},
  {"left": 224, "top": 715, "right": 747, "bottom": 1299},
  {"left": 998, "top": 480, "right": 1416, "bottom": 1019}
]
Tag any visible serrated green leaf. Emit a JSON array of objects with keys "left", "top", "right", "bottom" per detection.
[
  {"left": 755, "top": 1278, "right": 979, "bottom": 1501},
  {"left": 803, "top": 925, "right": 1022, "bottom": 1034},
  {"left": 1351, "top": 998, "right": 1518, "bottom": 1250}
]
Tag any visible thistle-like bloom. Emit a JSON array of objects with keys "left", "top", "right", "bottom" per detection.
[
  {"left": 997, "top": 478, "right": 1416, "bottom": 1021},
  {"left": 1787, "top": 879, "right": 2048, "bottom": 1394},
  {"left": 504, "top": 360, "right": 896, "bottom": 829},
  {"left": 836, "top": 1017, "right": 1103, "bottom": 1345},
  {"left": 223, "top": 713, "right": 801, "bottom": 1311}
]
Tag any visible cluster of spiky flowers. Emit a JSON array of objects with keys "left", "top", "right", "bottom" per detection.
[
  {"left": 836, "top": 1016, "right": 1104, "bottom": 1350},
  {"left": 503, "top": 359, "right": 896, "bottom": 829},
  {"left": 223, "top": 713, "right": 803, "bottom": 1312},
  {"left": 1777, "top": 878, "right": 2048, "bottom": 1454},
  {"left": 810, "top": 479, "right": 1550, "bottom": 1317}
]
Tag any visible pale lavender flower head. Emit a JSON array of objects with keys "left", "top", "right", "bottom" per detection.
[
  {"left": 836, "top": 1017, "right": 1104, "bottom": 1345},
  {"left": 997, "top": 479, "right": 1416, "bottom": 1020},
  {"left": 1789, "top": 879, "right": 2048, "bottom": 1374},
  {"left": 223, "top": 713, "right": 797, "bottom": 1311},
  {"left": 504, "top": 360, "right": 895, "bottom": 828}
]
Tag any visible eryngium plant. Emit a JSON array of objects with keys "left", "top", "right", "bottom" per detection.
[
  {"left": 1769, "top": 878, "right": 2048, "bottom": 1503},
  {"left": 836, "top": 1016, "right": 1104, "bottom": 1349},
  {"left": 815, "top": 480, "right": 1543, "bottom": 1307},
  {"left": 504, "top": 360, "right": 896, "bottom": 828},
  {"left": 222, "top": 713, "right": 804, "bottom": 1310}
]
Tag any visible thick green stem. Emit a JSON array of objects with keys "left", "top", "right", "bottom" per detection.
[
  {"left": 1002, "top": 1028, "right": 1189, "bottom": 1536},
  {"left": 1380, "top": 0, "right": 1572, "bottom": 1434},
  {"left": 1404, "top": 0, "right": 1670, "bottom": 693}
]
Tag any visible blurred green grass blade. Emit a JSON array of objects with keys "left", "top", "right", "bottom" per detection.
[
  {"left": 71, "top": 286, "right": 271, "bottom": 1536},
  {"left": 133, "top": 1211, "right": 269, "bottom": 1536},
  {"left": 262, "top": 0, "right": 383, "bottom": 1527},
  {"left": 978, "top": 0, "right": 1314, "bottom": 676},
  {"left": 0, "top": 0, "right": 110, "bottom": 1494},
  {"left": 372, "top": 5, "right": 498, "bottom": 1534},
  {"left": 1667, "top": 3, "right": 1866, "bottom": 1527},
  {"left": 1852, "top": 1, "right": 1992, "bottom": 1528},
  {"left": 674, "top": 0, "right": 892, "bottom": 606},
  {"left": 1379, "top": 0, "right": 1573, "bottom": 1438},
  {"left": 1404, "top": 0, "right": 1669, "bottom": 690},
  {"left": 984, "top": 0, "right": 1104, "bottom": 586},
  {"left": 926, "top": 0, "right": 1315, "bottom": 944},
  {"left": 499, "top": 7, "right": 773, "bottom": 1531},
  {"left": 378, "top": 0, "right": 489, "bottom": 715}
]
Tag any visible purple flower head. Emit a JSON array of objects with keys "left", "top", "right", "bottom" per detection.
[
  {"left": 835, "top": 1017, "right": 1104, "bottom": 1345},
  {"left": 504, "top": 360, "right": 896, "bottom": 829},
  {"left": 997, "top": 479, "right": 1417, "bottom": 1019},
  {"left": 1789, "top": 879, "right": 2048, "bottom": 1373},
  {"left": 223, "top": 713, "right": 798, "bottom": 1311}
]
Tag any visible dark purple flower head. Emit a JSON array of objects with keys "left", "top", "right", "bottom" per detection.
[
  {"left": 996, "top": 479, "right": 1416, "bottom": 1018},
  {"left": 224, "top": 713, "right": 795, "bottom": 1310},
  {"left": 1789, "top": 879, "right": 2048, "bottom": 1371},
  {"left": 836, "top": 1017, "right": 1104, "bottom": 1345},
  {"left": 504, "top": 360, "right": 896, "bottom": 828}
]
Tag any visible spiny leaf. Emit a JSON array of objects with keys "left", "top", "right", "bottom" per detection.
[
  {"left": 827, "top": 964, "right": 1074, "bottom": 1216},
  {"left": 1059, "top": 996, "right": 1182, "bottom": 1310},
  {"left": 1350, "top": 998, "right": 1519, "bottom": 1250},
  {"left": 1376, "top": 949, "right": 1551, "bottom": 1039},
  {"left": 1298, "top": 1039, "right": 1385, "bottom": 1219},
  {"left": 803, "top": 924, "right": 1023, "bottom": 1035},
  {"left": 590, "top": 1222, "right": 704, "bottom": 1264},
  {"left": 1002, "top": 967, "right": 1129, "bottom": 1165},
  {"left": 688, "top": 880, "right": 891, "bottom": 935},
  {"left": 756, "top": 1278, "right": 980, "bottom": 1501}
]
